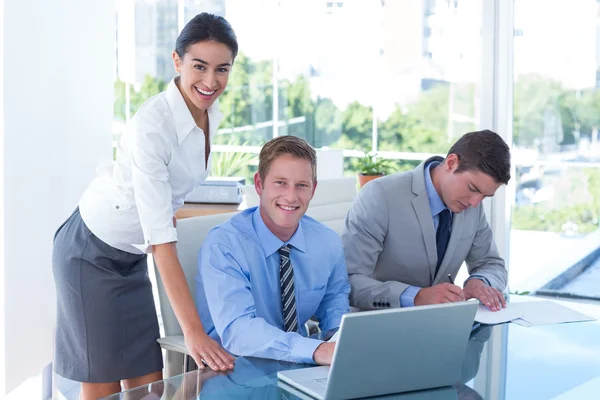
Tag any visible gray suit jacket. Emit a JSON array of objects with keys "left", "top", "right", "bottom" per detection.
[{"left": 341, "top": 156, "right": 507, "bottom": 310}]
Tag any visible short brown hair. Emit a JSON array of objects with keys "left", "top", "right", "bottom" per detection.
[
  {"left": 258, "top": 136, "right": 317, "bottom": 183},
  {"left": 447, "top": 129, "right": 511, "bottom": 184}
]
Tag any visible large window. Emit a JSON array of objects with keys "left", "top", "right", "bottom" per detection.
[
  {"left": 510, "top": 0, "right": 600, "bottom": 298},
  {"left": 114, "top": 0, "right": 482, "bottom": 181},
  {"left": 114, "top": 0, "right": 600, "bottom": 298}
]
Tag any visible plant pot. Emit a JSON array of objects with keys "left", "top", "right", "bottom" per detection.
[{"left": 358, "top": 173, "right": 384, "bottom": 188}]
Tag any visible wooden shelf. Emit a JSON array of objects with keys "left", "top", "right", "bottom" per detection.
[{"left": 175, "top": 201, "right": 248, "bottom": 219}]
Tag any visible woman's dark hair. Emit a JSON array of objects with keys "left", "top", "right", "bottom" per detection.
[{"left": 175, "top": 13, "right": 238, "bottom": 60}]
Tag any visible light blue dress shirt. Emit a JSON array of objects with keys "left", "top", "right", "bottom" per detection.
[
  {"left": 196, "top": 207, "right": 351, "bottom": 364},
  {"left": 400, "top": 161, "right": 489, "bottom": 307},
  {"left": 424, "top": 161, "right": 450, "bottom": 232}
]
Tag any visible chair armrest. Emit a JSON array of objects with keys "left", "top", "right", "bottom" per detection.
[
  {"left": 305, "top": 319, "right": 321, "bottom": 336},
  {"left": 157, "top": 335, "right": 189, "bottom": 355}
]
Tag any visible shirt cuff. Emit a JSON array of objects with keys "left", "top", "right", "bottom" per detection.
[
  {"left": 133, "top": 226, "right": 178, "bottom": 253},
  {"left": 465, "top": 275, "right": 491, "bottom": 286},
  {"left": 400, "top": 286, "right": 421, "bottom": 307},
  {"left": 147, "top": 226, "right": 178, "bottom": 246},
  {"left": 290, "top": 337, "right": 323, "bottom": 364}
]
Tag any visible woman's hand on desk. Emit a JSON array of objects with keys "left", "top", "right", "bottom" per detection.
[{"left": 185, "top": 332, "right": 235, "bottom": 372}]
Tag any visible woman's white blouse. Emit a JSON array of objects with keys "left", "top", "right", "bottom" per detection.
[{"left": 79, "top": 78, "right": 223, "bottom": 254}]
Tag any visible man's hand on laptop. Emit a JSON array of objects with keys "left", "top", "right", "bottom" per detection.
[
  {"left": 463, "top": 279, "right": 505, "bottom": 312},
  {"left": 313, "top": 342, "right": 336, "bottom": 365},
  {"left": 414, "top": 283, "right": 465, "bottom": 306}
]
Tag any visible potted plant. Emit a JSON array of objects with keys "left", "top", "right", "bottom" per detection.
[{"left": 357, "top": 151, "right": 393, "bottom": 187}]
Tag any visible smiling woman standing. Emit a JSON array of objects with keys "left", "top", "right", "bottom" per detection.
[{"left": 52, "top": 13, "right": 237, "bottom": 400}]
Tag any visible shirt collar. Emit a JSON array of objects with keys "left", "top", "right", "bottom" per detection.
[
  {"left": 252, "top": 207, "right": 307, "bottom": 257},
  {"left": 165, "top": 77, "right": 224, "bottom": 145},
  {"left": 424, "top": 161, "right": 448, "bottom": 217}
]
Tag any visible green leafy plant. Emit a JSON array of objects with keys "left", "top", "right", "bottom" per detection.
[
  {"left": 211, "top": 137, "right": 258, "bottom": 180},
  {"left": 357, "top": 152, "right": 393, "bottom": 176},
  {"left": 212, "top": 150, "right": 257, "bottom": 179}
]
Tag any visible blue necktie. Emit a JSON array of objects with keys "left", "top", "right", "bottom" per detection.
[{"left": 436, "top": 209, "right": 451, "bottom": 274}]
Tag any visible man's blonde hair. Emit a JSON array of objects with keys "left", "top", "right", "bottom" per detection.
[{"left": 258, "top": 136, "right": 317, "bottom": 183}]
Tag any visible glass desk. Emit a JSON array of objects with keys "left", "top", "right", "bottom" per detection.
[{"left": 102, "top": 298, "right": 600, "bottom": 400}]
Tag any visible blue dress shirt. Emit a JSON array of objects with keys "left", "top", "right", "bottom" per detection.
[
  {"left": 400, "top": 161, "right": 489, "bottom": 307},
  {"left": 196, "top": 207, "right": 351, "bottom": 364}
]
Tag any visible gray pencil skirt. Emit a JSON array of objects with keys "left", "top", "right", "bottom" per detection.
[{"left": 52, "top": 208, "right": 163, "bottom": 383}]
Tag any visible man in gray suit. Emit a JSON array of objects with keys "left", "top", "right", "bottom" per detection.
[{"left": 341, "top": 130, "right": 509, "bottom": 312}]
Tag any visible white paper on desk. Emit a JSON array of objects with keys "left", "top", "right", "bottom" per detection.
[
  {"left": 514, "top": 300, "right": 596, "bottom": 326},
  {"left": 511, "top": 318, "right": 533, "bottom": 327},
  {"left": 475, "top": 304, "right": 523, "bottom": 324},
  {"left": 327, "top": 330, "right": 340, "bottom": 342}
]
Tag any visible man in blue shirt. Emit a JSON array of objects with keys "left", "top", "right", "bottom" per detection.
[
  {"left": 196, "top": 136, "right": 350, "bottom": 367},
  {"left": 341, "top": 130, "right": 509, "bottom": 313}
]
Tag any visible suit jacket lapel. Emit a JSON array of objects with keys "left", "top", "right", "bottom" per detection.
[
  {"left": 433, "top": 211, "right": 464, "bottom": 284},
  {"left": 410, "top": 157, "right": 443, "bottom": 282},
  {"left": 411, "top": 194, "right": 437, "bottom": 280}
]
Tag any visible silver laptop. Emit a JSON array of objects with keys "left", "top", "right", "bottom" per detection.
[
  {"left": 277, "top": 301, "right": 478, "bottom": 400},
  {"left": 278, "top": 381, "right": 458, "bottom": 400}
]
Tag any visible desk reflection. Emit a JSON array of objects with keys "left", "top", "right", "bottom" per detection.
[
  {"left": 453, "top": 325, "right": 492, "bottom": 400},
  {"left": 108, "top": 327, "right": 492, "bottom": 400},
  {"left": 198, "top": 326, "right": 492, "bottom": 400}
]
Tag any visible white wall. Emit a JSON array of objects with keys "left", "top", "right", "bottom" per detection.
[
  {"left": 316, "top": 149, "right": 344, "bottom": 180},
  {"left": 3, "top": 0, "right": 114, "bottom": 393},
  {"left": 1, "top": 0, "right": 6, "bottom": 395}
]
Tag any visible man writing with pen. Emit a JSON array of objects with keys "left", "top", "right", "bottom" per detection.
[{"left": 341, "top": 130, "right": 509, "bottom": 312}]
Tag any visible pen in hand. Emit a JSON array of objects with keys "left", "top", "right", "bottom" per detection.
[{"left": 447, "top": 274, "right": 465, "bottom": 301}]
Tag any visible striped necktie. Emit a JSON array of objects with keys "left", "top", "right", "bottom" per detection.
[{"left": 278, "top": 244, "right": 298, "bottom": 332}]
